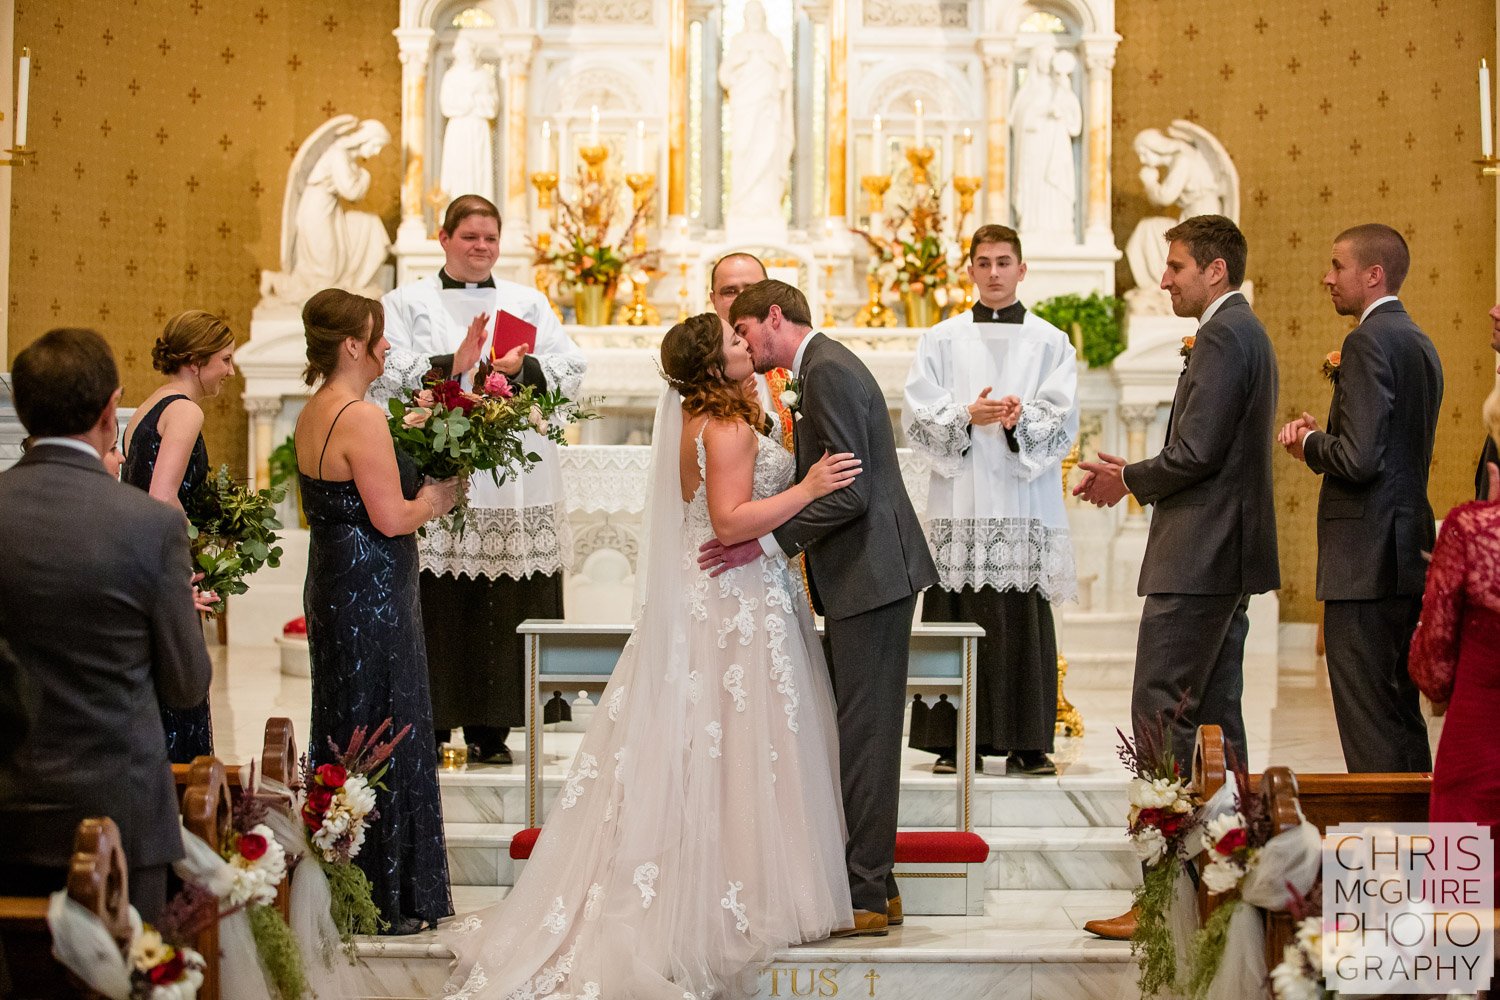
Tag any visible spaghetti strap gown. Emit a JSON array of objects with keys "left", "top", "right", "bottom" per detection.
[
  {"left": 299, "top": 407, "right": 453, "bottom": 932},
  {"left": 120, "top": 392, "right": 213, "bottom": 764}
]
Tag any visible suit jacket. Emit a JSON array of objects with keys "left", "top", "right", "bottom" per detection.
[
  {"left": 0, "top": 444, "right": 212, "bottom": 870},
  {"left": 1126, "top": 293, "right": 1281, "bottom": 596},
  {"left": 1306, "top": 300, "right": 1442, "bottom": 601},
  {"left": 772, "top": 333, "right": 939, "bottom": 619}
]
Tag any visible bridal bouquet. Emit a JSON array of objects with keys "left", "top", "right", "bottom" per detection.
[
  {"left": 184, "top": 466, "right": 285, "bottom": 615},
  {"left": 299, "top": 718, "right": 412, "bottom": 943},
  {"left": 387, "top": 369, "right": 589, "bottom": 534}
]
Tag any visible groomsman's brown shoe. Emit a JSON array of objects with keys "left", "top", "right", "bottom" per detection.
[
  {"left": 831, "top": 910, "right": 889, "bottom": 937},
  {"left": 886, "top": 895, "right": 903, "bottom": 926},
  {"left": 1082, "top": 906, "right": 1139, "bottom": 940}
]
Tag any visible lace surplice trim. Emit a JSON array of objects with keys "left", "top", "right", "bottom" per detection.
[
  {"left": 1013, "top": 399, "right": 1073, "bottom": 476},
  {"left": 925, "top": 517, "right": 1078, "bottom": 602},
  {"left": 906, "top": 400, "right": 970, "bottom": 479},
  {"left": 419, "top": 501, "right": 574, "bottom": 580},
  {"left": 538, "top": 353, "right": 587, "bottom": 400},
  {"left": 370, "top": 346, "right": 432, "bottom": 408}
]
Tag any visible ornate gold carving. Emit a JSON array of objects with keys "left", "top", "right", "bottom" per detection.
[{"left": 1055, "top": 440, "right": 1084, "bottom": 738}]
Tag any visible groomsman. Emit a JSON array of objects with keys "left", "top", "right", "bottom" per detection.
[
  {"left": 1076, "top": 214, "right": 1279, "bottom": 941},
  {"left": 1279, "top": 224, "right": 1441, "bottom": 773}
]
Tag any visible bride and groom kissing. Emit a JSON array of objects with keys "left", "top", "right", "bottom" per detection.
[{"left": 440, "top": 279, "right": 937, "bottom": 1000}]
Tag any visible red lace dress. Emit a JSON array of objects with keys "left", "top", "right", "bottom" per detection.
[{"left": 1409, "top": 500, "right": 1500, "bottom": 876}]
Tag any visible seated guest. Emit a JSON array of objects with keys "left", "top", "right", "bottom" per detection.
[
  {"left": 120, "top": 309, "right": 236, "bottom": 764},
  {"left": 0, "top": 328, "right": 212, "bottom": 923},
  {"left": 1410, "top": 381, "right": 1500, "bottom": 892}
]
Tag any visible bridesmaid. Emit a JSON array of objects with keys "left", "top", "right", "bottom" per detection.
[
  {"left": 294, "top": 288, "right": 458, "bottom": 934},
  {"left": 121, "top": 309, "right": 236, "bottom": 764}
]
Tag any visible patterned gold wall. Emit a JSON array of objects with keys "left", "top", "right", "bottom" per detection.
[
  {"left": 7, "top": 0, "right": 402, "bottom": 475},
  {"left": 1113, "top": 0, "right": 1498, "bottom": 621}
]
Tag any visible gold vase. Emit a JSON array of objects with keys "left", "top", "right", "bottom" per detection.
[
  {"left": 573, "top": 282, "right": 615, "bottom": 326},
  {"left": 901, "top": 290, "right": 941, "bottom": 328}
]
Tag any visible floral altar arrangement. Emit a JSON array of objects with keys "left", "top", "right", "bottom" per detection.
[
  {"left": 531, "top": 166, "right": 657, "bottom": 325},
  {"left": 184, "top": 466, "right": 285, "bottom": 616},
  {"left": 853, "top": 184, "right": 966, "bottom": 328},
  {"left": 386, "top": 368, "right": 593, "bottom": 535}
]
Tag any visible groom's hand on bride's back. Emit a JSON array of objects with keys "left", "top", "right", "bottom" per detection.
[{"left": 698, "top": 537, "right": 763, "bottom": 577}]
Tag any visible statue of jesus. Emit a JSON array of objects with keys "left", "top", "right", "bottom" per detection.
[{"left": 718, "top": 0, "right": 793, "bottom": 229}]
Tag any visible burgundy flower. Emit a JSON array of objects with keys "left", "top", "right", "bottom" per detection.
[
  {"left": 1214, "top": 826, "right": 1248, "bottom": 856},
  {"left": 148, "top": 951, "right": 185, "bottom": 985},
  {"left": 316, "top": 763, "right": 347, "bottom": 789},
  {"left": 237, "top": 832, "right": 268, "bottom": 861},
  {"left": 435, "top": 379, "right": 479, "bottom": 414}
]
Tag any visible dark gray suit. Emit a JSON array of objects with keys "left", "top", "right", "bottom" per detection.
[
  {"left": 772, "top": 333, "right": 938, "bottom": 913},
  {"left": 1125, "top": 293, "right": 1280, "bottom": 771},
  {"left": 1305, "top": 300, "right": 1442, "bottom": 772},
  {"left": 0, "top": 444, "right": 212, "bottom": 919}
]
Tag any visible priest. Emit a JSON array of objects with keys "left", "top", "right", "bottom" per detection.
[
  {"left": 902, "top": 224, "right": 1078, "bottom": 776},
  {"left": 381, "top": 194, "right": 586, "bottom": 765}
]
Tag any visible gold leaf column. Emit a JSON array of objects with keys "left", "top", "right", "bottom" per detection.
[
  {"left": 826, "top": 0, "right": 847, "bottom": 221},
  {"left": 1082, "top": 40, "right": 1117, "bottom": 244},
  {"left": 501, "top": 35, "right": 539, "bottom": 237},
  {"left": 668, "top": 0, "right": 688, "bottom": 220},
  {"left": 394, "top": 27, "right": 435, "bottom": 242},
  {"left": 980, "top": 41, "right": 1013, "bottom": 226}
]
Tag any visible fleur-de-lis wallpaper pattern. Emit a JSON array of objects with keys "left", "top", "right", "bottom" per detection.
[{"left": 8, "top": 0, "right": 1497, "bottom": 621}]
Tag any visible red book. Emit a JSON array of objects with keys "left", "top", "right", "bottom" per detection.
[{"left": 491, "top": 310, "right": 538, "bottom": 361}]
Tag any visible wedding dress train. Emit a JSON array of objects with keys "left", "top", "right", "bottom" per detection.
[{"left": 442, "top": 391, "right": 852, "bottom": 999}]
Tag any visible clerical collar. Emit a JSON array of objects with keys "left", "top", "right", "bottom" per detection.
[
  {"left": 973, "top": 300, "right": 1026, "bottom": 324},
  {"left": 438, "top": 268, "right": 496, "bottom": 290}
]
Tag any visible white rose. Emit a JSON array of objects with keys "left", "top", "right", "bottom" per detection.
[
  {"left": 1132, "top": 825, "right": 1167, "bottom": 865},
  {"left": 779, "top": 389, "right": 798, "bottom": 408},
  {"left": 1200, "top": 811, "right": 1246, "bottom": 854},
  {"left": 1200, "top": 857, "right": 1245, "bottom": 895}
]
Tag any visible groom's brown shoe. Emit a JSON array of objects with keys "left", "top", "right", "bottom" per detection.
[
  {"left": 831, "top": 910, "right": 889, "bottom": 937},
  {"left": 1082, "top": 906, "right": 1139, "bottom": 940},
  {"left": 886, "top": 895, "right": 903, "bottom": 926}
]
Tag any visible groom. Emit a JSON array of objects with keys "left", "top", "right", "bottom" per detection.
[{"left": 701, "top": 280, "right": 938, "bottom": 936}]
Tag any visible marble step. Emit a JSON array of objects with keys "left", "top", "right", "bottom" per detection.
[
  {"left": 439, "top": 767, "right": 1130, "bottom": 831},
  {"left": 443, "top": 823, "right": 1140, "bottom": 892},
  {"left": 351, "top": 888, "right": 1137, "bottom": 1000}
]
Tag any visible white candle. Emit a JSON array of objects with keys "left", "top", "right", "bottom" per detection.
[
  {"left": 1482, "top": 59, "right": 1494, "bottom": 159},
  {"left": 541, "top": 120, "right": 553, "bottom": 172},
  {"left": 872, "top": 114, "right": 884, "bottom": 174},
  {"left": 962, "top": 126, "right": 973, "bottom": 174},
  {"left": 589, "top": 105, "right": 600, "bottom": 146},
  {"left": 632, "top": 120, "right": 645, "bottom": 172},
  {"left": 914, "top": 99, "right": 924, "bottom": 148},
  {"left": 15, "top": 47, "right": 29, "bottom": 148}
]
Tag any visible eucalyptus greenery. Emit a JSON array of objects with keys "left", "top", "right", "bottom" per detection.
[
  {"left": 247, "top": 903, "right": 307, "bottom": 1000},
  {"left": 1032, "top": 292, "right": 1126, "bottom": 369},
  {"left": 1132, "top": 854, "right": 1183, "bottom": 997},
  {"left": 185, "top": 465, "right": 285, "bottom": 614},
  {"left": 323, "top": 857, "right": 388, "bottom": 955}
]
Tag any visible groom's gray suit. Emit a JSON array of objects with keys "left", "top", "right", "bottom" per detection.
[{"left": 771, "top": 332, "right": 938, "bottom": 914}]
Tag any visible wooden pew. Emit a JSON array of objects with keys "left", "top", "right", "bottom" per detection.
[
  {"left": 181, "top": 757, "right": 232, "bottom": 1000},
  {"left": 0, "top": 817, "right": 131, "bottom": 1000},
  {"left": 1191, "top": 724, "right": 1230, "bottom": 924},
  {"left": 170, "top": 715, "right": 299, "bottom": 793}
]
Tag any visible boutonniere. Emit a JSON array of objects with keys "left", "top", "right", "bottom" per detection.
[
  {"left": 1179, "top": 335, "right": 1196, "bottom": 371},
  {"left": 779, "top": 375, "right": 802, "bottom": 417},
  {"left": 1321, "top": 350, "right": 1341, "bottom": 384}
]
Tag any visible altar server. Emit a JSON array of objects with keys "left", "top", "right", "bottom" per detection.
[
  {"left": 903, "top": 224, "right": 1078, "bottom": 776},
  {"left": 381, "top": 194, "right": 587, "bottom": 765}
]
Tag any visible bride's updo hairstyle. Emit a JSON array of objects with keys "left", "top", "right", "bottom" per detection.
[
  {"left": 150, "top": 310, "right": 234, "bottom": 375},
  {"left": 302, "top": 288, "right": 384, "bottom": 386},
  {"left": 660, "top": 312, "right": 763, "bottom": 430}
]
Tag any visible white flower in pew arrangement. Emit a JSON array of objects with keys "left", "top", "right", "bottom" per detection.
[
  {"left": 225, "top": 823, "right": 287, "bottom": 908},
  {"left": 128, "top": 925, "right": 206, "bottom": 1000},
  {"left": 1199, "top": 811, "right": 1250, "bottom": 896}
]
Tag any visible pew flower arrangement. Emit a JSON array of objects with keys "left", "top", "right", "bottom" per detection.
[
  {"left": 1269, "top": 914, "right": 1327, "bottom": 1000},
  {"left": 225, "top": 790, "right": 305, "bottom": 1000},
  {"left": 184, "top": 465, "right": 286, "bottom": 616},
  {"left": 129, "top": 926, "right": 207, "bottom": 1000}
]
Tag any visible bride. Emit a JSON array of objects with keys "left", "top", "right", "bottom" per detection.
[{"left": 442, "top": 313, "right": 860, "bottom": 999}]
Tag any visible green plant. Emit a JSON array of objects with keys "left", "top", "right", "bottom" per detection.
[
  {"left": 1032, "top": 292, "right": 1126, "bottom": 369},
  {"left": 267, "top": 435, "right": 298, "bottom": 492}
]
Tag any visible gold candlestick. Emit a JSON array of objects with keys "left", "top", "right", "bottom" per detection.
[
  {"left": 624, "top": 173, "right": 656, "bottom": 256},
  {"left": 904, "top": 145, "right": 935, "bottom": 187},
  {"left": 530, "top": 171, "right": 559, "bottom": 211},
  {"left": 855, "top": 273, "right": 896, "bottom": 328},
  {"left": 952, "top": 175, "right": 981, "bottom": 218},
  {"left": 578, "top": 144, "right": 609, "bottom": 183},
  {"left": 677, "top": 261, "right": 691, "bottom": 322},
  {"left": 860, "top": 174, "right": 892, "bottom": 215},
  {"left": 623, "top": 271, "right": 661, "bottom": 326}
]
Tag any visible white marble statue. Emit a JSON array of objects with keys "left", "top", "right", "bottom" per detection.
[
  {"left": 261, "top": 115, "right": 392, "bottom": 302},
  {"left": 1124, "top": 121, "right": 1240, "bottom": 312},
  {"left": 1009, "top": 42, "right": 1082, "bottom": 242},
  {"left": 718, "top": 0, "right": 793, "bottom": 229},
  {"left": 438, "top": 35, "right": 500, "bottom": 203}
]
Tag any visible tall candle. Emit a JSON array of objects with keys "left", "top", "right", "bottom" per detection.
[
  {"left": 872, "top": 114, "right": 884, "bottom": 173},
  {"left": 15, "top": 47, "right": 29, "bottom": 148},
  {"left": 962, "top": 126, "right": 973, "bottom": 174},
  {"left": 541, "top": 120, "right": 553, "bottom": 171},
  {"left": 1482, "top": 59, "right": 1494, "bottom": 159},
  {"left": 589, "top": 105, "right": 600, "bottom": 146},
  {"left": 914, "top": 99, "right": 924, "bottom": 148},
  {"left": 632, "top": 120, "right": 646, "bottom": 172}
]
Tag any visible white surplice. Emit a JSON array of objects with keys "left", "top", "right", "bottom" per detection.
[
  {"left": 378, "top": 275, "right": 587, "bottom": 580},
  {"left": 902, "top": 308, "right": 1079, "bottom": 602}
]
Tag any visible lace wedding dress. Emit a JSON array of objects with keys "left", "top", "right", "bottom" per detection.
[{"left": 442, "top": 390, "right": 852, "bottom": 1000}]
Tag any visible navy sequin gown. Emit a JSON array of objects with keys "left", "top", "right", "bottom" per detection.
[
  {"left": 120, "top": 393, "right": 213, "bottom": 765},
  {"left": 300, "top": 448, "right": 453, "bottom": 932}
]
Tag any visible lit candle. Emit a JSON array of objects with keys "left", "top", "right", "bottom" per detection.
[
  {"left": 541, "top": 120, "right": 553, "bottom": 172},
  {"left": 914, "top": 99, "right": 924, "bottom": 148},
  {"left": 15, "top": 47, "right": 29, "bottom": 148},
  {"left": 962, "top": 126, "right": 973, "bottom": 174},
  {"left": 1481, "top": 59, "right": 1494, "bottom": 159},
  {"left": 632, "top": 120, "right": 646, "bottom": 172},
  {"left": 872, "top": 114, "right": 884, "bottom": 174},
  {"left": 589, "top": 105, "right": 600, "bottom": 146}
]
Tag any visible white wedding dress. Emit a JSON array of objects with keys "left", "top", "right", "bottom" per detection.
[{"left": 442, "top": 391, "right": 852, "bottom": 1000}]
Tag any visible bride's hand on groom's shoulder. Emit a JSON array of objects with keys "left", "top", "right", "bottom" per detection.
[{"left": 698, "top": 537, "right": 762, "bottom": 577}]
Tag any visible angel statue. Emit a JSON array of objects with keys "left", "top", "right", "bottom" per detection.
[
  {"left": 261, "top": 115, "right": 393, "bottom": 303},
  {"left": 1124, "top": 121, "right": 1239, "bottom": 313}
]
